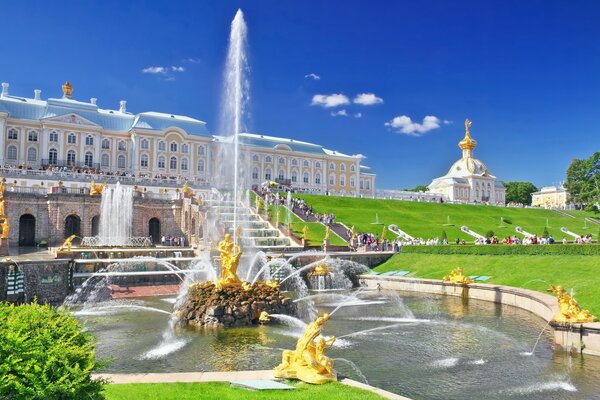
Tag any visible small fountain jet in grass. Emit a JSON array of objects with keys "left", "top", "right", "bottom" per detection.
[
  {"left": 274, "top": 312, "right": 337, "bottom": 385},
  {"left": 443, "top": 267, "right": 474, "bottom": 285},
  {"left": 548, "top": 285, "right": 596, "bottom": 324}
]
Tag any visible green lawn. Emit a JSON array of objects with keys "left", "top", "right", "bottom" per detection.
[
  {"left": 104, "top": 381, "right": 383, "bottom": 400},
  {"left": 296, "top": 194, "right": 599, "bottom": 242},
  {"left": 375, "top": 253, "right": 600, "bottom": 315}
]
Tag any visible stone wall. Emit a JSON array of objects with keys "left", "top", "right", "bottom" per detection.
[
  {"left": 23, "top": 261, "right": 71, "bottom": 305},
  {"left": 5, "top": 192, "right": 205, "bottom": 247}
]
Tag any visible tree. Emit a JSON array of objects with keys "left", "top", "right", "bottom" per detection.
[
  {"left": 502, "top": 181, "right": 538, "bottom": 205},
  {"left": 565, "top": 152, "right": 600, "bottom": 212}
]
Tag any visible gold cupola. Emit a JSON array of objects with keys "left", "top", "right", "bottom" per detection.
[
  {"left": 458, "top": 118, "right": 477, "bottom": 157},
  {"left": 62, "top": 81, "right": 73, "bottom": 98}
]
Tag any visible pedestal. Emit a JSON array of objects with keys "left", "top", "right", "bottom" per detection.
[{"left": 0, "top": 238, "right": 9, "bottom": 256}]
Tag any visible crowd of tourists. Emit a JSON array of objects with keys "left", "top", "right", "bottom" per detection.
[{"left": 160, "top": 235, "right": 186, "bottom": 247}]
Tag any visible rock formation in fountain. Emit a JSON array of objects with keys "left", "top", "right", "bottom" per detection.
[
  {"left": 175, "top": 233, "right": 296, "bottom": 328},
  {"left": 273, "top": 312, "right": 337, "bottom": 385}
]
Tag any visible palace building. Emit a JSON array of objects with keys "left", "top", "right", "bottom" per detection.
[
  {"left": 0, "top": 81, "right": 375, "bottom": 197},
  {"left": 428, "top": 119, "right": 505, "bottom": 204}
]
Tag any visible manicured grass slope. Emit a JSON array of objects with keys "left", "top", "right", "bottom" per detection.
[
  {"left": 296, "top": 195, "right": 598, "bottom": 242},
  {"left": 375, "top": 253, "right": 600, "bottom": 316},
  {"left": 104, "top": 382, "right": 383, "bottom": 400}
]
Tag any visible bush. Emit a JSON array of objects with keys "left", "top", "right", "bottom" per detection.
[
  {"left": 400, "top": 244, "right": 600, "bottom": 256},
  {"left": 485, "top": 230, "right": 495, "bottom": 238},
  {"left": 0, "top": 302, "right": 107, "bottom": 400}
]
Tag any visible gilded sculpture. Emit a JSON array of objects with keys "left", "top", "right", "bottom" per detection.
[
  {"left": 324, "top": 226, "right": 330, "bottom": 241},
  {"left": 217, "top": 233, "right": 242, "bottom": 288},
  {"left": 1, "top": 218, "right": 9, "bottom": 239},
  {"left": 548, "top": 285, "right": 596, "bottom": 324},
  {"left": 182, "top": 182, "right": 194, "bottom": 198},
  {"left": 302, "top": 225, "right": 309, "bottom": 240},
  {"left": 273, "top": 312, "right": 337, "bottom": 384},
  {"left": 443, "top": 267, "right": 474, "bottom": 285},
  {"left": 309, "top": 262, "right": 332, "bottom": 277},
  {"left": 60, "top": 234, "right": 78, "bottom": 252},
  {"left": 89, "top": 180, "right": 106, "bottom": 196}
]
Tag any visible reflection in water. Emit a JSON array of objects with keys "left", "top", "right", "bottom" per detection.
[{"left": 210, "top": 327, "right": 271, "bottom": 371}]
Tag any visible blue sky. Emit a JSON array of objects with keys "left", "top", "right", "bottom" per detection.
[{"left": 1, "top": 0, "right": 598, "bottom": 189}]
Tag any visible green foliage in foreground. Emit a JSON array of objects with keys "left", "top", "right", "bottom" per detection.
[
  {"left": 375, "top": 253, "right": 600, "bottom": 316},
  {"left": 399, "top": 244, "right": 600, "bottom": 256},
  {"left": 295, "top": 194, "right": 598, "bottom": 242},
  {"left": 0, "top": 302, "right": 106, "bottom": 400},
  {"left": 104, "top": 381, "right": 384, "bottom": 400}
]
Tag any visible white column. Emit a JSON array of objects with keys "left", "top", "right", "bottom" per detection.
[
  {"left": 0, "top": 119, "right": 6, "bottom": 164},
  {"left": 78, "top": 132, "right": 85, "bottom": 164},
  {"left": 111, "top": 138, "right": 117, "bottom": 170},
  {"left": 20, "top": 128, "right": 27, "bottom": 164},
  {"left": 152, "top": 138, "right": 158, "bottom": 174},
  {"left": 130, "top": 134, "right": 137, "bottom": 173},
  {"left": 94, "top": 133, "right": 101, "bottom": 166},
  {"left": 41, "top": 128, "right": 49, "bottom": 166}
]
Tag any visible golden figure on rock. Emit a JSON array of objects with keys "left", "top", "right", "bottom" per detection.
[
  {"left": 443, "top": 267, "right": 474, "bottom": 285},
  {"left": 182, "top": 182, "right": 194, "bottom": 198},
  {"left": 274, "top": 312, "right": 337, "bottom": 384},
  {"left": 217, "top": 233, "right": 242, "bottom": 288},
  {"left": 548, "top": 285, "right": 596, "bottom": 324},
  {"left": 60, "top": 234, "right": 78, "bottom": 252},
  {"left": 309, "top": 262, "right": 332, "bottom": 277},
  {"left": 1, "top": 218, "right": 9, "bottom": 239},
  {"left": 89, "top": 180, "right": 106, "bottom": 196},
  {"left": 259, "top": 311, "right": 271, "bottom": 323}
]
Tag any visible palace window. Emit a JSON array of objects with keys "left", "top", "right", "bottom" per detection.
[
  {"left": 351, "top": 177, "right": 355, "bottom": 187},
  {"left": 8, "top": 128, "right": 18, "bottom": 140},
  {"left": 48, "top": 148, "right": 58, "bottom": 165},
  {"left": 27, "top": 147, "right": 37, "bottom": 162},
  {"left": 252, "top": 154, "right": 259, "bottom": 162},
  {"left": 101, "top": 153, "right": 109, "bottom": 167},
  {"left": 329, "top": 174, "right": 335, "bottom": 185},
  {"left": 67, "top": 150, "right": 76, "bottom": 166},
  {"left": 340, "top": 164, "right": 346, "bottom": 172},
  {"left": 278, "top": 170, "right": 285, "bottom": 180},
  {"left": 141, "top": 139, "right": 149, "bottom": 150},
  {"left": 118, "top": 140, "right": 126, "bottom": 151},
  {"left": 140, "top": 154, "right": 149, "bottom": 168},
  {"left": 360, "top": 180, "right": 364, "bottom": 190},
  {"left": 291, "top": 159, "right": 297, "bottom": 166},
  {"left": 101, "top": 138, "right": 110, "bottom": 149},
  {"left": 28, "top": 131, "right": 38, "bottom": 142},
  {"left": 315, "top": 162, "right": 321, "bottom": 169},
  {"left": 84, "top": 152, "right": 93, "bottom": 167},
  {"left": 303, "top": 172, "right": 309, "bottom": 184},
  {"left": 340, "top": 175, "right": 346, "bottom": 186},
  {"left": 265, "top": 168, "right": 272, "bottom": 180},
  {"left": 315, "top": 173, "right": 321, "bottom": 185},
  {"left": 170, "top": 142, "right": 178, "bottom": 152},
  {"left": 158, "top": 141, "right": 166, "bottom": 151},
  {"left": 351, "top": 165, "right": 356, "bottom": 172},
  {"left": 291, "top": 171, "right": 297, "bottom": 183},
  {"left": 181, "top": 158, "right": 188, "bottom": 171},
  {"left": 252, "top": 167, "right": 258, "bottom": 180},
  {"left": 68, "top": 133, "right": 77, "bottom": 144},
  {"left": 303, "top": 160, "right": 309, "bottom": 167},
  {"left": 49, "top": 131, "right": 59, "bottom": 142},
  {"left": 366, "top": 180, "right": 370, "bottom": 190},
  {"left": 158, "top": 156, "right": 165, "bottom": 169},
  {"left": 197, "top": 159, "right": 205, "bottom": 173},
  {"left": 265, "top": 156, "right": 272, "bottom": 163},
  {"left": 170, "top": 156, "right": 177, "bottom": 169},
  {"left": 198, "top": 145, "right": 205, "bottom": 156},
  {"left": 181, "top": 143, "right": 189, "bottom": 154},
  {"left": 329, "top": 162, "right": 335, "bottom": 170},
  {"left": 118, "top": 155, "right": 126, "bottom": 169},
  {"left": 279, "top": 157, "right": 285, "bottom": 164},
  {"left": 85, "top": 135, "right": 94, "bottom": 146}
]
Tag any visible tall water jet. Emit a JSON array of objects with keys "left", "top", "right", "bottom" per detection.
[
  {"left": 98, "top": 182, "right": 133, "bottom": 246},
  {"left": 220, "top": 8, "right": 249, "bottom": 247}
]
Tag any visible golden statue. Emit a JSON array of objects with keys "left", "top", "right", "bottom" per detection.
[
  {"left": 274, "top": 313, "right": 337, "bottom": 384},
  {"left": 60, "top": 234, "right": 77, "bottom": 252},
  {"left": 197, "top": 195, "right": 203, "bottom": 206},
  {"left": 381, "top": 225, "right": 387, "bottom": 241},
  {"left": 0, "top": 177, "right": 5, "bottom": 196},
  {"left": 89, "top": 180, "right": 106, "bottom": 196},
  {"left": 256, "top": 196, "right": 264, "bottom": 213},
  {"left": 350, "top": 225, "right": 356, "bottom": 240},
  {"left": 548, "top": 285, "right": 596, "bottom": 324},
  {"left": 0, "top": 199, "right": 5, "bottom": 218},
  {"left": 1, "top": 218, "right": 9, "bottom": 239},
  {"left": 62, "top": 81, "right": 73, "bottom": 98},
  {"left": 182, "top": 182, "right": 194, "bottom": 198},
  {"left": 217, "top": 233, "right": 242, "bottom": 288},
  {"left": 443, "top": 267, "right": 474, "bottom": 285},
  {"left": 309, "top": 262, "right": 332, "bottom": 277},
  {"left": 302, "top": 225, "right": 309, "bottom": 240},
  {"left": 324, "top": 226, "right": 330, "bottom": 241},
  {"left": 259, "top": 311, "right": 271, "bottom": 324},
  {"left": 459, "top": 118, "right": 477, "bottom": 151},
  {"left": 276, "top": 208, "right": 281, "bottom": 226}
]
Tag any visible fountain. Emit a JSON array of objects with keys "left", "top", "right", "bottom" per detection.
[{"left": 548, "top": 285, "right": 596, "bottom": 323}]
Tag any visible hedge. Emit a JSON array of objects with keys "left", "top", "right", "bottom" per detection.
[
  {"left": 399, "top": 244, "right": 600, "bottom": 256},
  {"left": 0, "top": 302, "right": 107, "bottom": 399}
]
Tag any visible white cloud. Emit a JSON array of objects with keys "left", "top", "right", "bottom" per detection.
[
  {"left": 304, "top": 73, "right": 321, "bottom": 80},
  {"left": 385, "top": 115, "right": 441, "bottom": 136},
  {"left": 171, "top": 66, "right": 185, "bottom": 72},
  {"left": 353, "top": 93, "right": 383, "bottom": 106},
  {"left": 354, "top": 112, "right": 363, "bottom": 118},
  {"left": 186, "top": 58, "right": 201, "bottom": 63},
  {"left": 142, "top": 66, "right": 168, "bottom": 74},
  {"left": 311, "top": 93, "right": 350, "bottom": 108},
  {"left": 443, "top": 120, "right": 452, "bottom": 125},
  {"left": 330, "top": 109, "right": 348, "bottom": 117}
]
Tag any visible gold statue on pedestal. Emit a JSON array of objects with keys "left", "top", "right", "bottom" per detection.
[
  {"left": 309, "top": 262, "right": 332, "bottom": 277},
  {"left": 60, "top": 234, "right": 78, "bottom": 252},
  {"left": 274, "top": 312, "right": 337, "bottom": 384},
  {"left": 89, "top": 180, "right": 106, "bottom": 196},
  {"left": 182, "top": 182, "right": 194, "bottom": 198},
  {"left": 0, "top": 178, "right": 9, "bottom": 239},
  {"left": 443, "top": 267, "right": 474, "bottom": 285},
  {"left": 324, "top": 226, "right": 330, "bottom": 241},
  {"left": 1, "top": 218, "right": 9, "bottom": 239},
  {"left": 217, "top": 233, "right": 242, "bottom": 288},
  {"left": 256, "top": 196, "right": 264, "bottom": 213},
  {"left": 548, "top": 285, "right": 596, "bottom": 323}
]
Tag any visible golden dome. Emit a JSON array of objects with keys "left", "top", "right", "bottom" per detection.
[
  {"left": 458, "top": 118, "right": 477, "bottom": 151},
  {"left": 62, "top": 81, "right": 73, "bottom": 98}
]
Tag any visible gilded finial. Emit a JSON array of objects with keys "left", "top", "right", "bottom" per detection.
[
  {"left": 62, "top": 81, "right": 73, "bottom": 98},
  {"left": 458, "top": 118, "right": 477, "bottom": 152}
]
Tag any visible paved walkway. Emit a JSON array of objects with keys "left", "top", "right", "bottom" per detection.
[
  {"left": 291, "top": 205, "right": 350, "bottom": 244},
  {"left": 94, "top": 370, "right": 411, "bottom": 400}
]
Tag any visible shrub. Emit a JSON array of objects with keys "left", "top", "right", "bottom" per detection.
[
  {"left": 542, "top": 227, "right": 549, "bottom": 238},
  {"left": 0, "top": 302, "right": 107, "bottom": 400},
  {"left": 486, "top": 230, "right": 495, "bottom": 238}
]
